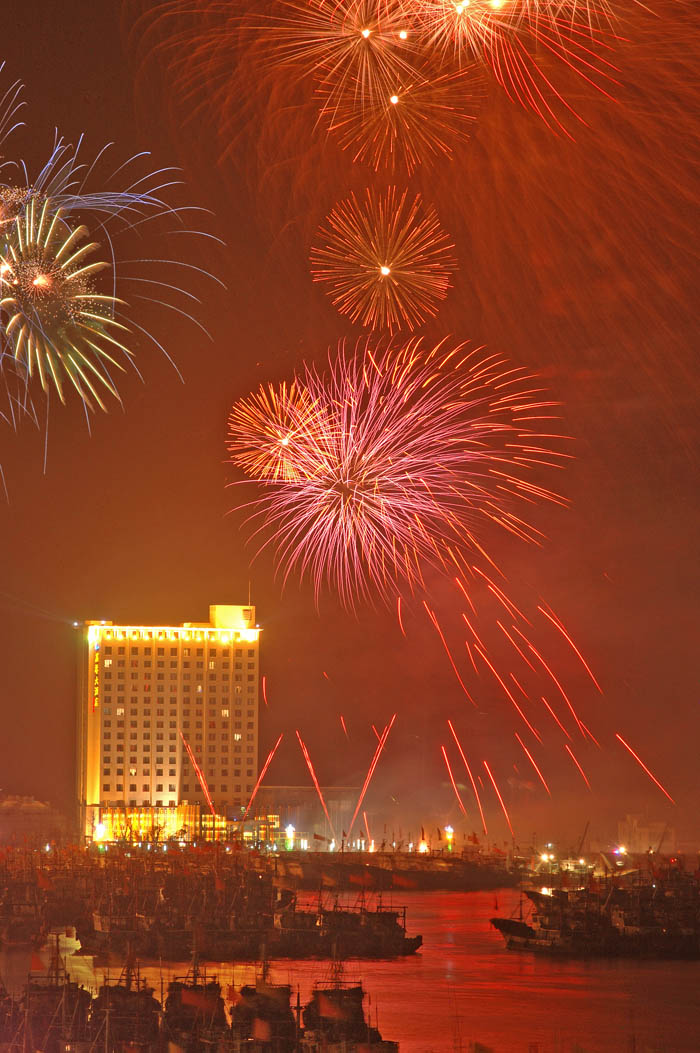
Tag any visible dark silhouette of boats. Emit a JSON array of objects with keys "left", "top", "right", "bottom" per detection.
[{"left": 492, "top": 868, "right": 700, "bottom": 958}]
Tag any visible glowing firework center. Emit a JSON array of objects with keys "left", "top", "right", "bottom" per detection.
[{"left": 77, "top": 605, "right": 261, "bottom": 841}]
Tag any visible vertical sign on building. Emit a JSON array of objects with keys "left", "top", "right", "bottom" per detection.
[{"left": 93, "top": 640, "right": 100, "bottom": 711}]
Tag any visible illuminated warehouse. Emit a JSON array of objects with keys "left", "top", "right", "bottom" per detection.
[{"left": 76, "top": 605, "right": 260, "bottom": 841}]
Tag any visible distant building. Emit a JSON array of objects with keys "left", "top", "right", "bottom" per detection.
[
  {"left": 76, "top": 605, "right": 260, "bottom": 841},
  {"left": 0, "top": 796, "right": 68, "bottom": 845},
  {"left": 617, "top": 813, "right": 676, "bottom": 855}
]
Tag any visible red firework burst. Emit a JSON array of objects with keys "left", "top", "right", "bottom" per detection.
[{"left": 310, "top": 186, "right": 455, "bottom": 331}]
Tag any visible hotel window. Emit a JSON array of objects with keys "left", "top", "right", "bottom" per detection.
[
  {"left": 170, "top": 647, "right": 177, "bottom": 656},
  {"left": 105, "top": 646, "right": 112, "bottom": 655},
  {"left": 143, "top": 784, "right": 149, "bottom": 792},
  {"left": 222, "top": 649, "right": 230, "bottom": 657},
  {"left": 102, "top": 783, "right": 110, "bottom": 792},
  {"left": 104, "top": 658, "right": 112, "bottom": 668},
  {"left": 129, "top": 783, "right": 137, "bottom": 792},
  {"left": 118, "top": 647, "right": 125, "bottom": 655},
  {"left": 183, "top": 648, "right": 190, "bottom": 657},
  {"left": 197, "top": 648, "right": 203, "bottom": 656},
  {"left": 157, "top": 648, "right": 164, "bottom": 656},
  {"left": 169, "top": 784, "right": 176, "bottom": 792},
  {"left": 156, "top": 784, "right": 163, "bottom": 792},
  {"left": 182, "top": 784, "right": 189, "bottom": 793},
  {"left": 144, "top": 647, "right": 151, "bottom": 656},
  {"left": 221, "top": 708, "right": 229, "bottom": 718},
  {"left": 116, "top": 784, "right": 123, "bottom": 792},
  {"left": 221, "top": 784, "right": 227, "bottom": 793},
  {"left": 248, "top": 649, "right": 255, "bottom": 658},
  {"left": 221, "top": 768, "right": 228, "bottom": 777}
]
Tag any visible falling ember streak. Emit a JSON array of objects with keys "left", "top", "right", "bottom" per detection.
[
  {"left": 397, "top": 596, "right": 406, "bottom": 638},
  {"left": 349, "top": 714, "right": 397, "bottom": 836},
  {"left": 322, "top": 671, "right": 330, "bottom": 681},
  {"left": 514, "top": 733, "right": 551, "bottom": 796},
  {"left": 473, "top": 643, "right": 542, "bottom": 743},
  {"left": 363, "top": 810, "right": 371, "bottom": 843},
  {"left": 615, "top": 733, "right": 675, "bottom": 804},
  {"left": 564, "top": 744, "right": 591, "bottom": 791},
  {"left": 371, "top": 724, "right": 382, "bottom": 743},
  {"left": 448, "top": 720, "right": 487, "bottom": 835},
  {"left": 179, "top": 730, "right": 215, "bottom": 817},
  {"left": 497, "top": 620, "right": 538, "bottom": 673},
  {"left": 441, "top": 746, "right": 468, "bottom": 817},
  {"left": 540, "top": 695, "right": 573, "bottom": 741},
  {"left": 242, "top": 733, "right": 284, "bottom": 823},
  {"left": 483, "top": 761, "right": 513, "bottom": 837},
  {"left": 262, "top": 675, "right": 269, "bottom": 707},
  {"left": 424, "top": 602, "right": 476, "bottom": 706},
  {"left": 538, "top": 604, "right": 603, "bottom": 693},
  {"left": 296, "top": 730, "right": 337, "bottom": 839},
  {"left": 512, "top": 625, "right": 585, "bottom": 737},
  {"left": 340, "top": 714, "right": 349, "bottom": 740},
  {"left": 579, "top": 720, "right": 601, "bottom": 748}
]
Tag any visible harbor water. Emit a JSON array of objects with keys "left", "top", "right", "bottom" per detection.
[{"left": 2, "top": 889, "right": 699, "bottom": 1052}]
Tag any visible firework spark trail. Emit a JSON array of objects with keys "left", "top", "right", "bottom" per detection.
[
  {"left": 579, "top": 720, "right": 601, "bottom": 748},
  {"left": 564, "top": 743, "right": 591, "bottom": 790},
  {"left": 497, "top": 620, "right": 538, "bottom": 672},
  {"left": 511, "top": 625, "right": 586, "bottom": 737},
  {"left": 540, "top": 695, "right": 573, "bottom": 740},
  {"left": 514, "top": 732, "right": 551, "bottom": 795},
  {"left": 473, "top": 642, "right": 542, "bottom": 741},
  {"left": 424, "top": 602, "right": 476, "bottom": 705},
  {"left": 348, "top": 712, "right": 397, "bottom": 836},
  {"left": 371, "top": 723, "right": 383, "bottom": 743},
  {"left": 483, "top": 759, "right": 513, "bottom": 837},
  {"left": 363, "top": 810, "right": 372, "bottom": 843},
  {"left": 441, "top": 745, "right": 468, "bottom": 816},
  {"left": 616, "top": 733, "right": 675, "bottom": 804},
  {"left": 310, "top": 186, "right": 455, "bottom": 332},
  {"left": 242, "top": 732, "right": 284, "bottom": 823},
  {"left": 340, "top": 714, "right": 350, "bottom": 740},
  {"left": 262, "top": 674, "right": 269, "bottom": 707},
  {"left": 228, "top": 337, "right": 567, "bottom": 610},
  {"left": 397, "top": 595, "right": 406, "bottom": 637},
  {"left": 538, "top": 603, "right": 603, "bottom": 693},
  {"left": 179, "top": 730, "right": 215, "bottom": 817},
  {"left": 448, "top": 719, "right": 487, "bottom": 834},
  {"left": 295, "top": 730, "right": 337, "bottom": 838}
]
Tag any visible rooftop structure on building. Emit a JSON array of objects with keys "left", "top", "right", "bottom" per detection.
[{"left": 76, "top": 604, "right": 260, "bottom": 841}]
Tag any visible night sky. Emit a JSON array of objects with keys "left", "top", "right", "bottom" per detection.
[{"left": 1, "top": 1, "right": 697, "bottom": 845}]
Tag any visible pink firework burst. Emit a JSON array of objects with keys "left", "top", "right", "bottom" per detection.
[{"left": 228, "top": 336, "right": 568, "bottom": 609}]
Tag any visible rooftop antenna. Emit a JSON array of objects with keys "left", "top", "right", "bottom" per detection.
[{"left": 248, "top": 580, "right": 251, "bottom": 607}]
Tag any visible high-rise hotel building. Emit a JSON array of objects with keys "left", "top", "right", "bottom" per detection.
[{"left": 76, "top": 604, "right": 260, "bottom": 840}]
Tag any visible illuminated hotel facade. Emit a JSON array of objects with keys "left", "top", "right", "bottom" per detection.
[{"left": 76, "top": 605, "right": 260, "bottom": 840}]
